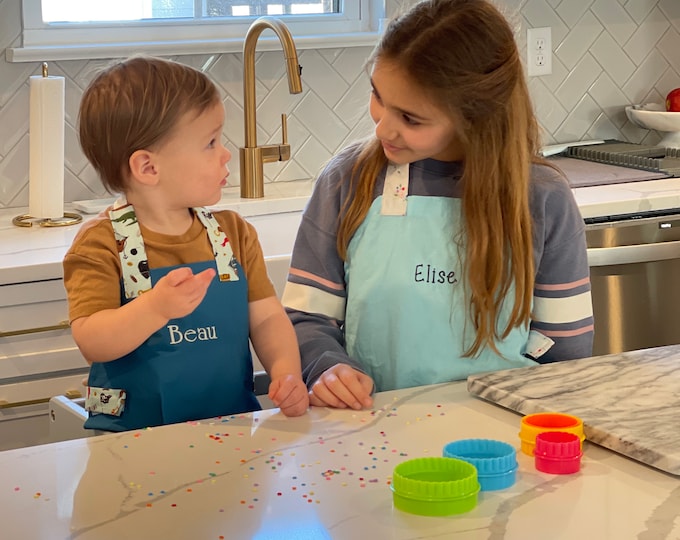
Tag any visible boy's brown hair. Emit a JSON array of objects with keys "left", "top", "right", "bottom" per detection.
[{"left": 78, "top": 56, "right": 220, "bottom": 194}]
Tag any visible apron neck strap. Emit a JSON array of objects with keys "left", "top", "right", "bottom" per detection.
[{"left": 380, "top": 162, "right": 410, "bottom": 216}]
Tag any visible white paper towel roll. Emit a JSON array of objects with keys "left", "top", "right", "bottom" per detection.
[{"left": 28, "top": 70, "right": 65, "bottom": 220}]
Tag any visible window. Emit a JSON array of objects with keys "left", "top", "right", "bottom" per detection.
[
  {"left": 41, "top": 1, "right": 339, "bottom": 22},
  {"left": 8, "top": 0, "right": 384, "bottom": 62}
]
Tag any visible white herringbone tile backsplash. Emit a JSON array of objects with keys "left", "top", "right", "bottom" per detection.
[{"left": 1, "top": 0, "right": 679, "bottom": 209}]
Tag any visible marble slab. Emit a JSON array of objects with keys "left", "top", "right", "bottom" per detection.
[{"left": 467, "top": 345, "right": 680, "bottom": 476}]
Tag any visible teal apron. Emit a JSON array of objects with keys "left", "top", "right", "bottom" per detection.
[
  {"left": 344, "top": 162, "right": 536, "bottom": 392},
  {"left": 84, "top": 198, "right": 260, "bottom": 431}
]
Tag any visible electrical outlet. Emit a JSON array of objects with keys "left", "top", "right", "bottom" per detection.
[{"left": 527, "top": 27, "right": 552, "bottom": 77}]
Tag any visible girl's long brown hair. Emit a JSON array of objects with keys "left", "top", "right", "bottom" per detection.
[{"left": 337, "top": 0, "right": 541, "bottom": 357}]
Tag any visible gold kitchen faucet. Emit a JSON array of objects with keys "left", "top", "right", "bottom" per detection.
[{"left": 240, "top": 17, "right": 303, "bottom": 198}]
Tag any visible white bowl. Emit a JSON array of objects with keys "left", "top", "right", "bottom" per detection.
[{"left": 625, "top": 103, "right": 680, "bottom": 147}]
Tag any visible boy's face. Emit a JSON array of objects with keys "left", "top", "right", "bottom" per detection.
[{"left": 153, "top": 101, "right": 231, "bottom": 208}]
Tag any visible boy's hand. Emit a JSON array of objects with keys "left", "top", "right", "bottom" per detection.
[
  {"left": 309, "top": 364, "right": 374, "bottom": 410},
  {"left": 268, "top": 374, "right": 309, "bottom": 417},
  {"left": 150, "top": 267, "right": 216, "bottom": 320}
]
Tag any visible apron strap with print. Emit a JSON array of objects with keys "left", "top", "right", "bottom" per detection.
[
  {"left": 109, "top": 196, "right": 150, "bottom": 299},
  {"left": 109, "top": 198, "right": 239, "bottom": 299},
  {"left": 193, "top": 208, "right": 239, "bottom": 282},
  {"left": 380, "top": 162, "right": 409, "bottom": 216}
]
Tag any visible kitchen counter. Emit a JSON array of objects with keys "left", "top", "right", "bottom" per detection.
[
  {"left": 1, "top": 375, "right": 678, "bottom": 539},
  {"left": 0, "top": 180, "right": 313, "bottom": 286},
  {"left": 571, "top": 176, "right": 680, "bottom": 219},
  {"left": 3, "top": 176, "right": 680, "bottom": 286}
]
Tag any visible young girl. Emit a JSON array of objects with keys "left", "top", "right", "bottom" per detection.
[
  {"left": 64, "top": 56, "right": 308, "bottom": 431},
  {"left": 282, "top": 0, "right": 593, "bottom": 410}
]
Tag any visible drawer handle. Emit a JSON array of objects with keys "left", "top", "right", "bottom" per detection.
[
  {"left": 0, "top": 320, "right": 70, "bottom": 338},
  {"left": 0, "top": 390, "right": 82, "bottom": 409},
  {"left": 587, "top": 240, "right": 680, "bottom": 266}
]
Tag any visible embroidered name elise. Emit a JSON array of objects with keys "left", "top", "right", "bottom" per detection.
[
  {"left": 167, "top": 324, "right": 217, "bottom": 344},
  {"left": 414, "top": 263, "right": 458, "bottom": 284}
]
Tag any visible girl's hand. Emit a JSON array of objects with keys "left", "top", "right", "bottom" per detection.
[
  {"left": 268, "top": 374, "right": 309, "bottom": 417},
  {"left": 150, "top": 267, "right": 216, "bottom": 320},
  {"left": 309, "top": 365, "right": 374, "bottom": 410}
]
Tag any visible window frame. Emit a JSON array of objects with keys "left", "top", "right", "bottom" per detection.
[{"left": 7, "top": 0, "right": 384, "bottom": 63}]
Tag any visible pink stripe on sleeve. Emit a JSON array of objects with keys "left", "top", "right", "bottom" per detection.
[
  {"left": 289, "top": 267, "right": 345, "bottom": 291},
  {"left": 534, "top": 277, "right": 590, "bottom": 291},
  {"left": 539, "top": 324, "right": 594, "bottom": 338}
]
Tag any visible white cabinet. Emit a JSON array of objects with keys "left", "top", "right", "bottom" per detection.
[{"left": 0, "top": 277, "right": 89, "bottom": 450}]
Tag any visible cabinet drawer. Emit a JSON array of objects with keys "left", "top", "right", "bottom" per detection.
[
  {"left": 1, "top": 279, "right": 66, "bottom": 307},
  {"left": 0, "top": 299, "right": 69, "bottom": 335},
  {"left": 1, "top": 278, "right": 86, "bottom": 380},
  {"left": 0, "top": 339, "right": 86, "bottom": 379},
  {"left": 0, "top": 279, "right": 68, "bottom": 334},
  {"left": 0, "top": 372, "right": 87, "bottom": 410},
  {"left": 0, "top": 373, "right": 89, "bottom": 451}
]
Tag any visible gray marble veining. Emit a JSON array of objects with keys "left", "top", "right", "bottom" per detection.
[{"left": 467, "top": 344, "right": 680, "bottom": 476}]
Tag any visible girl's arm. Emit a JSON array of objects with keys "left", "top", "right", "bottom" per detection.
[
  {"left": 281, "top": 145, "right": 375, "bottom": 408},
  {"left": 530, "top": 172, "right": 594, "bottom": 362}
]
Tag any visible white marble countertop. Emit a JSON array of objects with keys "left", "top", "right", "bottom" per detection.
[
  {"left": 1, "top": 380, "right": 678, "bottom": 539},
  {"left": 572, "top": 176, "right": 680, "bottom": 219},
  {"left": 3, "top": 176, "right": 680, "bottom": 286},
  {"left": 0, "top": 181, "right": 313, "bottom": 286}
]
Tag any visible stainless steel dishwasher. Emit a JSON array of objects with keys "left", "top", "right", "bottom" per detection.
[
  {"left": 586, "top": 210, "right": 680, "bottom": 355},
  {"left": 553, "top": 141, "right": 680, "bottom": 356}
]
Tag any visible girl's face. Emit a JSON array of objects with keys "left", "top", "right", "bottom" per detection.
[
  {"left": 369, "top": 59, "right": 464, "bottom": 164},
  {"left": 154, "top": 101, "right": 231, "bottom": 208}
]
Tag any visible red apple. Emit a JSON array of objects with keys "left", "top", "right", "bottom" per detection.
[{"left": 665, "top": 88, "right": 680, "bottom": 112}]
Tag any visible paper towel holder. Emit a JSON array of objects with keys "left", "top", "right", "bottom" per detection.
[{"left": 13, "top": 62, "right": 83, "bottom": 228}]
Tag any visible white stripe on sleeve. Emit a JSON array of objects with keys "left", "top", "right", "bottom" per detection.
[
  {"left": 532, "top": 291, "right": 593, "bottom": 324},
  {"left": 282, "top": 282, "right": 347, "bottom": 321}
]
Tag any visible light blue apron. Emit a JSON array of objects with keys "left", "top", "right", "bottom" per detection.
[
  {"left": 344, "top": 163, "right": 536, "bottom": 392},
  {"left": 84, "top": 198, "right": 260, "bottom": 431}
]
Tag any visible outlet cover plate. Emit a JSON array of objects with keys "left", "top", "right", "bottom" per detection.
[{"left": 527, "top": 27, "right": 552, "bottom": 77}]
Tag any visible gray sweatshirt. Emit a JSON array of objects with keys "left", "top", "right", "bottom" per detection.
[{"left": 283, "top": 144, "right": 594, "bottom": 387}]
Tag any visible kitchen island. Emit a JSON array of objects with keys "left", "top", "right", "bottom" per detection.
[{"left": 1, "top": 373, "right": 678, "bottom": 539}]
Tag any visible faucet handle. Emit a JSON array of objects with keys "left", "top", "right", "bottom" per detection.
[
  {"left": 259, "top": 114, "right": 292, "bottom": 163},
  {"left": 279, "top": 113, "right": 291, "bottom": 161},
  {"left": 281, "top": 113, "right": 288, "bottom": 145}
]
